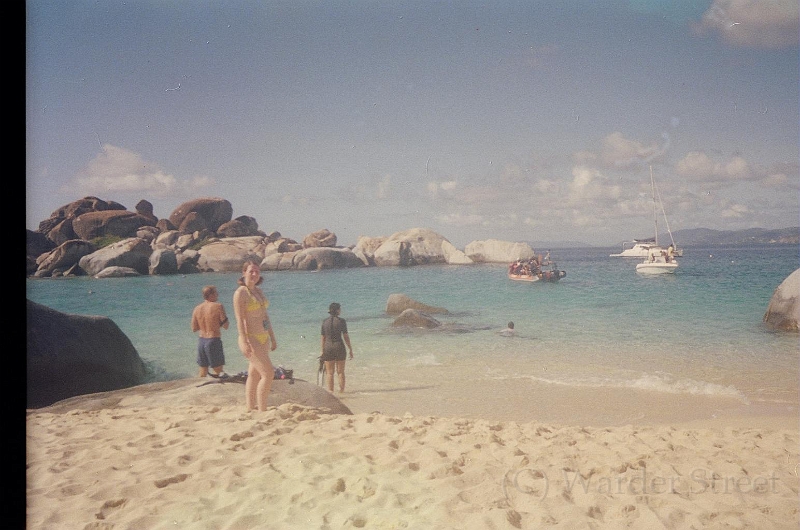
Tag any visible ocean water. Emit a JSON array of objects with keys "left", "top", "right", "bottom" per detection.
[{"left": 26, "top": 245, "right": 799, "bottom": 413}]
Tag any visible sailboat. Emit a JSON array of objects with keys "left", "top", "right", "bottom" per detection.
[{"left": 635, "top": 166, "right": 679, "bottom": 275}]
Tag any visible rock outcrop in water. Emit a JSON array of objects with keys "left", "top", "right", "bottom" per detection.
[
  {"left": 27, "top": 196, "right": 533, "bottom": 277},
  {"left": 385, "top": 294, "right": 450, "bottom": 315},
  {"left": 763, "top": 268, "right": 800, "bottom": 332},
  {"left": 391, "top": 309, "right": 442, "bottom": 329},
  {"left": 27, "top": 300, "right": 147, "bottom": 408}
]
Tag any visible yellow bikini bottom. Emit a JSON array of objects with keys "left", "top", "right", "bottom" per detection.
[{"left": 248, "top": 332, "right": 270, "bottom": 345}]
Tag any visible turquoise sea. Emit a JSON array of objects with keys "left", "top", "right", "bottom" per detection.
[{"left": 26, "top": 245, "right": 799, "bottom": 417}]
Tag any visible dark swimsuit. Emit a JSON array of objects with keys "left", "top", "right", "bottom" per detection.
[{"left": 321, "top": 315, "right": 347, "bottom": 361}]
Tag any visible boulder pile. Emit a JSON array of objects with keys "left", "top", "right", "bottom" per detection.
[{"left": 27, "top": 196, "right": 536, "bottom": 278}]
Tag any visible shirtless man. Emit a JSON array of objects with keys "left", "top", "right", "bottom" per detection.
[{"left": 191, "top": 285, "right": 229, "bottom": 377}]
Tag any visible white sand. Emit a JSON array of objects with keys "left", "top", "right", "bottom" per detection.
[{"left": 27, "top": 380, "right": 799, "bottom": 529}]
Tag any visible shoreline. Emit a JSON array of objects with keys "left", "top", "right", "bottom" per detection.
[
  {"left": 30, "top": 370, "right": 799, "bottom": 430},
  {"left": 338, "top": 375, "right": 799, "bottom": 430},
  {"left": 27, "top": 378, "right": 800, "bottom": 529}
]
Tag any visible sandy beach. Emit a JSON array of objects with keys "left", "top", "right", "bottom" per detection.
[{"left": 27, "top": 378, "right": 799, "bottom": 529}]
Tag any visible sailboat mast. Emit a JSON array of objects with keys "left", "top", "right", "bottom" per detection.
[
  {"left": 650, "top": 165, "right": 658, "bottom": 246},
  {"left": 654, "top": 175, "right": 677, "bottom": 248}
]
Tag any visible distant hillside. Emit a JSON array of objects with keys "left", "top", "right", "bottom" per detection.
[
  {"left": 532, "top": 227, "right": 798, "bottom": 250},
  {"left": 529, "top": 240, "right": 591, "bottom": 249},
  {"left": 670, "top": 227, "right": 798, "bottom": 247}
]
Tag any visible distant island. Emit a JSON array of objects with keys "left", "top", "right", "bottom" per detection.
[
  {"left": 532, "top": 227, "right": 799, "bottom": 249},
  {"left": 668, "top": 227, "right": 799, "bottom": 247}
]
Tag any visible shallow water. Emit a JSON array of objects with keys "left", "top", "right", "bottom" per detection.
[{"left": 27, "top": 245, "right": 799, "bottom": 414}]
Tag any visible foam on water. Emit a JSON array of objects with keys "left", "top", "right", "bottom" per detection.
[
  {"left": 498, "top": 373, "right": 750, "bottom": 404},
  {"left": 407, "top": 353, "right": 442, "bottom": 366}
]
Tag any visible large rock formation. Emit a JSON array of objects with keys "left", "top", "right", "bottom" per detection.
[
  {"left": 37, "top": 196, "right": 125, "bottom": 235},
  {"left": 373, "top": 228, "right": 450, "bottom": 266},
  {"left": 465, "top": 239, "right": 535, "bottom": 263},
  {"left": 135, "top": 199, "right": 158, "bottom": 225},
  {"left": 28, "top": 196, "right": 515, "bottom": 277},
  {"left": 149, "top": 248, "right": 178, "bottom": 275},
  {"left": 34, "top": 239, "right": 96, "bottom": 278},
  {"left": 303, "top": 229, "right": 337, "bottom": 248},
  {"left": 35, "top": 197, "right": 129, "bottom": 248},
  {"left": 293, "top": 247, "right": 365, "bottom": 271},
  {"left": 354, "top": 236, "right": 386, "bottom": 266},
  {"left": 27, "top": 300, "right": 147, "bottom": 408},
  {"left": 385, "top": 293, "right": 450, "bottom": 315},
  {"left": 168, "top": 197, "right": 233, "bottom": 233},
  {"left": 261, "top": 251, "right": 298, "bottom": 271},
  {"left": 763, "top": 268, "right": 800, "bottom": 331},
  {"left": 72, "top": 210, "right": 157, "bottom": 241},
  {"left": 94, "top": 266, "right": 142, "bottom": 278},
  {"left": 78, "top": 237, "right": 153, "bottom": 276},
  {"left": 27, "top": 229, "right": 57, "bottom": 258},
  {"left": 196, "top": 236, "right": 267, "bottom": 272},
  {"left": 441, "top": 240, "right": 473, "bottom": 264},
  {"left": 44, "top": 219, "right": 79, "bottom": 246},
  {"left": 217, "top": 216, "right": 262, "bottom": 238}
]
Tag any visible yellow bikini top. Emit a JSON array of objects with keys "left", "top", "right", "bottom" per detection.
[{"left": 245, "top": 288, "right": 269, "bottom": 312}]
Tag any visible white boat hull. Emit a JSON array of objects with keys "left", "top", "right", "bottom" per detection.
[
  {"left": 611, "top": 242, "right": 682, "bottom": 258},
  {"left": 508, "top": 273, "right": 541, "bottom": 282},
  {"left": 635, "top": 261, "right": 678, "bottom": 274},
  {"left": 610, "top": 243, "right": 657, "bottom": 258}
]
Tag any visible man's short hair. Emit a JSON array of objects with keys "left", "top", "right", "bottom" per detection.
[{"left": 202, "top": 285, "right": 217, "bottom": 300}]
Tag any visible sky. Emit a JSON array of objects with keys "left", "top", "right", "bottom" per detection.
[{"left": 26, "top": 0, "right": 799, "bottom": 248}]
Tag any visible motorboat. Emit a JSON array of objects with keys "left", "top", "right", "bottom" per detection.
[
  {"left": 508, "top": 256, "right": 567, "bottom": 283},
  {"left": 508, "top": 272, "right": 541, "bottom": 282},
  {"left": 635, "top": 248, "right": 678, "bottom": 275},
  {"left": 508, "top": 269, "right": 567, "bottom": 282}
]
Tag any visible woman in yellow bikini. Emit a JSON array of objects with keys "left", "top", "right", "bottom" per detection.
[{"left": 233, "top": 260, "right": 277, "bottom": 411}]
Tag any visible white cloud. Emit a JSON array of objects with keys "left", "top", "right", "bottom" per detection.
[
  {"left": 281, "top": 194, "right": 310, "bottom": 206},
  {"left": 427, "top": 180, "right": 458, "bottom": 199},
  {"left": 568, "top": 165, "right": 622, "bottom": 203},
  {"left": 762, "top": 172, "right": 789, "bottom": 188},
  {"left": 721, "top": 203, "right": 751, "bottom": 218},
  {"left": 435, "top": 211, "right": 521, "bottom": 229},
  {"left": 70, "top": 144, "right": 212, "bottom": 196},
  {"left": 534, "top": 178, "right": 559, "bottom": 194},
  {"left": 190, "top": 176, "right": 213, "bottom": 187},
  {"left": 693, "top": 0, "right": 799, "bottom": 49},
  {"left": 523, "top": 216, "right": 538, "bottom": 227},
  {"left": 426, "top": 182, "right": 439, "bottom": 198},
  {"left": 676, "top": 151, "right": 752, "bottom": 181},
  {"left": 600, "top": 132, "right": 668, "bottom": 169},
  {"left": 435, "top": 212, "right": 484, "bottom": 227}
]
